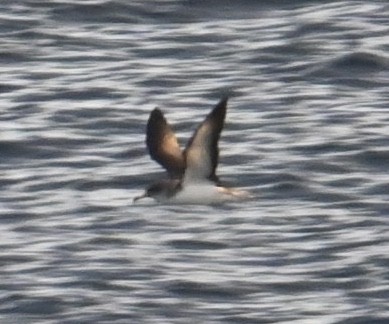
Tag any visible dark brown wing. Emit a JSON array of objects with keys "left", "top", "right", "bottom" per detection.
[
  {"left": 183, "top": 97, "right": 227, "bottom": 183},
  {"left": 146, "top": 108, "right": 185, "bottom": 178}
]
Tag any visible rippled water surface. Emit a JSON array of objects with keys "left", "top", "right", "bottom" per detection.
[{"left": 1, "top": 1, "right": 389, "bottom": 323}]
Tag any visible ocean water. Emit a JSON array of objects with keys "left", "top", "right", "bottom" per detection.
[{"left": 1, "top": 1, "right": 389, "bottom": 323}]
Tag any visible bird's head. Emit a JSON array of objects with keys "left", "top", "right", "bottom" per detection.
[{"left": 133, "top": 180, "right": 180, "bottom": 203}]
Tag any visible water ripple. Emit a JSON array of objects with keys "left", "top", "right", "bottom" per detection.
[{"left": 0, "top": 0, "right": 388, "bottom": 323}]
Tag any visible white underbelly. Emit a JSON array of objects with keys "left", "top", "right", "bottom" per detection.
[
  {"left": 169, "top": 183, "right": 251, "bottom": 205},
  {"left": 171, "top": 183, "right": 226, "bottom": 204}
]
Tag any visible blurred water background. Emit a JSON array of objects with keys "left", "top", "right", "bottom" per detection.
[{"left": 1, "top": 1, "right": 389, "bottom": 323}]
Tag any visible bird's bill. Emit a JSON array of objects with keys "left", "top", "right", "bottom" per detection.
[{"left": 133, "top": 192, "right": 147, "bottom": 204}]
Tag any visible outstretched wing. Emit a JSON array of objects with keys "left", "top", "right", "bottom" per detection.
[
  {"left": 146, "top": 108, "right": 185, "bottom": 178},
  {"left": 183, "top": 97, "right": 227, "bottom": 183}
]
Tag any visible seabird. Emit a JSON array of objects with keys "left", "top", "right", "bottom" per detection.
[{"left": 133, "top": 97, "right": 250, "bottom": 204}]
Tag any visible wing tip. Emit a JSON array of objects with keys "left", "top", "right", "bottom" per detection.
[
  {"left": 220, "top": 95, "right": 229, "bottom": 105},
  {"left": 149, "top": 107, "right": 164, "bottom": 120},
  {"left": 215, "top": 96, "right": 228, "bottom": 110}
]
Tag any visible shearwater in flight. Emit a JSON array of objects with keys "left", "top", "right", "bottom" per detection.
[{"left": 133, "top": 97, "right": 250, "bottom": 204}]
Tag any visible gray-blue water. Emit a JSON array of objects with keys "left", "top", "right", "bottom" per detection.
[{"left": 1, "top": 1, "right": 389, "bottom": 323}]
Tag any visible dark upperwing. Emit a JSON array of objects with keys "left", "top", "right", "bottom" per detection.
[
  {"left": 183, "top": 97, "right": 228, "bottom": 183},
  {"left": 146, "top": 108, "right": 185, "bottom": 179}
]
